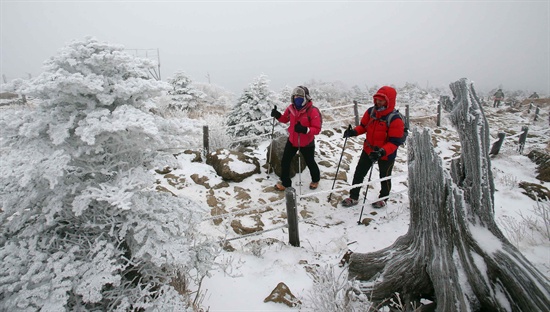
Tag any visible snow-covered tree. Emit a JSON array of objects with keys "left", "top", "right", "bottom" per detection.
[
  {"left": 277, "top": 85, "right": 293, "bottom": 105},
  {"left": 166, "top": 71, "right": 206, "bottom": 113},
  {"left": 0, "top": 37, "right": 216, "bottom": 311},
  {"left": 225, "top": 74, "right": 280, "bottom": 145}
]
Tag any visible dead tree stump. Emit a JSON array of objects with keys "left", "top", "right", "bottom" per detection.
[{"left": 348, "top": 78, "right": 550, "bottom": 311}]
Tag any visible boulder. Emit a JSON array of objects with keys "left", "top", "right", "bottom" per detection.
[
  {"left": 206, "top": 148, "right": 260, "bottom": 182},
  {"left": 266, "top": 135, "right": 305, "bottom": 178}
]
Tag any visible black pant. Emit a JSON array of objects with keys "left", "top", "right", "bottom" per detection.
[
  {"left": 280, "top": 139, "right": 320, "bottom": 187},
  {"left": 349, "top": 150, "right": 395, "bottom": 201}
]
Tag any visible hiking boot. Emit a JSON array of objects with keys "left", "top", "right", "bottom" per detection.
[
  {"left": 309, "top": 182, "right": 319, "bottom": 190},
  {"left": 341, "top": 198, "right": 359, "bottom": 207},
  {"left": 372, "top": 200, "right": 386, "bottom": 209},
  {"left": 275, "top": 183, "right": 286, "bottom": 191}
]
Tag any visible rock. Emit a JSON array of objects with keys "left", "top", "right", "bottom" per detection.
[
  {"left": 155, "top": 167, "right": 172, "bottom": 174},
  {"left": 264, "top": 282, "right": 301, "bottom": 307},
  {"left": 361, "top": 217, "right": 374, "bottom": 226},
  {"left": 230, "top": 219, "right": 263, "bottom": 235},
  {"left": 527, "top": 149, "right": 550, "bottom": 182},
  {"left": 183, "top": 150, "right": 202, "bottom": 162},
  {"left": 206, "top": 148, "right": 260, "bottom": 182},
  {"left": 190, "top": 173, "right": 211, "bottom": 188},
  {"left": 519, "top": 181, "right": 550, "bottom": 201},
  {"left": 265, "top": 136, "right": 305, "bottom": 179}
]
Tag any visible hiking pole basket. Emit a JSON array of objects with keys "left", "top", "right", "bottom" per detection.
[
  {"left": 357, "top": 163, "right": 375, "bottom": 225},
  {"left": 328, "top": 125, "right": 352, "bottom": 202}
]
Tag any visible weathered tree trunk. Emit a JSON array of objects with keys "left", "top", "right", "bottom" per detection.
[{"left": 348, "top": 78, "right": 550, "bottom": 311}]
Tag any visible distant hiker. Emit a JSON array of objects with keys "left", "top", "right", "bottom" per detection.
[
  {"left": 271, "top": 86, "right": 322, "bottom": 191},
  {"left": 493, "top": 89, "right": 505, "bottom": 108},
  {"left": 341, "top": 86, "right": 405, "bottom": 208},
  {"left": 529, "top": 92, "right": 539, "bottom": 99}
]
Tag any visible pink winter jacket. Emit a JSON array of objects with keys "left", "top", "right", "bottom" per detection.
[{"left": 276, "top": 101, "right": 322, "bottom": 147}]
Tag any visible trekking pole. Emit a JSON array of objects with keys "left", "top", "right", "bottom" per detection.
[
  {"left": 357, "top": 164, "right": 375, "bottom": 225},
  {"left": 297, "top": 133, "right": 302, "bottom": 195},
  {"left": 328, "top": 124, "right": 352, "bottom": 202},
  {"left": 267, "top": 105, "right": 277, "bottom": 178}
]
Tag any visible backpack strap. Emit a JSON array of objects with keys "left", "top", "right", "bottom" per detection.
[
  {"left": 371, "top": 108, "right": 401, "bottom": 128},
  {"left": 385, "top": 110, "right": 401, "bottom": 128},
  {"left": 306, "top": 106, "right": 322, "bottom": 125}
]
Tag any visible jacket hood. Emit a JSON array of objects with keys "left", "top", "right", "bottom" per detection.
[{"left": 373, "top": 86, "right": 397, "bottom": 116}]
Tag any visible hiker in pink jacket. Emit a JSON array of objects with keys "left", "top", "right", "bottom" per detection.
[{"left": 271, "top": 86, "right": 322, "bottom": 191}]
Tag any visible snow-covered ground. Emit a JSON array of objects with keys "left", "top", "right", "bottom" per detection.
[{"left": 156, "top": 96, "right": 550, "bottom": 311}]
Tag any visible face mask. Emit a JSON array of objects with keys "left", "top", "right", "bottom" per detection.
[{"left": 294, "top": 97, "right": 305, "bottom": 109}]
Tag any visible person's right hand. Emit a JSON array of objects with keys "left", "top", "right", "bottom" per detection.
[
  {"left": 343, "top": 128, "right": 357, "bottom": 138},
  {"left": 271, "top": 108, "right": 281, "bottom": 119}
]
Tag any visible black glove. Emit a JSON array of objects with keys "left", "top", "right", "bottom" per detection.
[
  {"left": 294, "top": 122, "right": 308, "bottom": 134},
  {"left": 271, "top": 108, "right": 281, "bottom": 119},
  {"left": 343, "top": 128, "right": 357, "bottom": 138},
  {"left": 369, "top": 147, "right": 386, "bottom": 162}
]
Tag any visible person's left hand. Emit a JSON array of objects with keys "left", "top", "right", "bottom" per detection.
[
  {"left": 369, "top": 147, "right": 385, "bottom": 162},
  {"left": 294, "top": 122, "right": 308, "bottom": 134}
]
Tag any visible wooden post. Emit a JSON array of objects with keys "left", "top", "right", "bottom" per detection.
[
  {"left": 405, "top": 104, "right": 410, "bottom": 129},
  {"left": 439, "top": 95, "right": 451, "bottom": 113},
  {"left": 528, "top": 102, "right": 533, "bottom": 113},
  {"left": 437, "top": 100, "right": 442, "bottom": 127},
  {"left": 489, "top": 132, "right": 506, "bottom": 156},
  {"left": 285, "top": 187, "right": 300, "bottom": 247},
  {"left": 203, "top": 125, "right": 209, "bottom": 158},
  {"left": 518, "top": 126, "right": 529, "bottom": 154},
  {"left": 534, "top": 106, "right": 540, "bottom": 121},
  {"left": 353, "top": 100, "right": 360, "bottom": 126}
]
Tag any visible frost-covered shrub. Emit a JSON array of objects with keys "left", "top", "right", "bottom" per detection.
[
  {"left": 304, "top": 265, "right": 373, "bottom": 312},
  {"left": 194, "top": 82, "right": 235, "bottom": 111},
  {"left": 0, "top": 37, "right": 216, "bottom": 311},
  {"left": 225, "top": 74, "right": 282, "bottom": 146},
  {"left": 166, "top": 71, "right": 207, "bottom": 112},
  {"left": 204, "top": 113, "right": 232, "bottom": 150}
]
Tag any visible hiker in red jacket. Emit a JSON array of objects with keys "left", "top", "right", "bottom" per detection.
[
  {"left": 341, "top": 86, "right": 405, "bottom": 208},
  {"left": 271, "top": 86, "right": 322, "bottom": 191}
]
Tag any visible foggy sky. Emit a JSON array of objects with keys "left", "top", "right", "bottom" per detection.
[{"left": 2, "top": 0, "right": 549, "bottom": 95}]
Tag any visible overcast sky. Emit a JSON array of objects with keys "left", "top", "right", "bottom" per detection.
[{"left": 1, "top": 0, "right": 549, "bottom": 95}]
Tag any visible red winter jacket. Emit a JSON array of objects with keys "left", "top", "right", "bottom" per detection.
[
  {"left": 276, "top": 100, "right": 322, "bottom": 147},
  {"left": 354, "top": 86, "right": 405, "bottom": 160}
]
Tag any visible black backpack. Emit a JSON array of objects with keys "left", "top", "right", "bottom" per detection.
[{"left": 370, "top": 108, "right": 409, "bottom": 145}]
